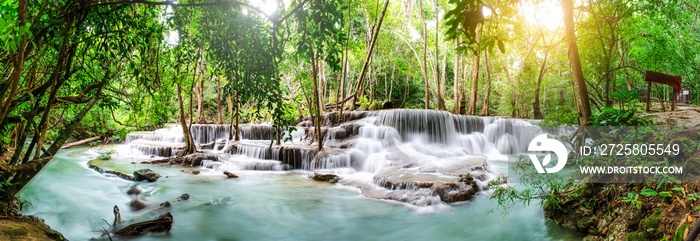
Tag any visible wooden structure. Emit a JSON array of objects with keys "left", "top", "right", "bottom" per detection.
[
  {"left": 676, "top": 88, "right": 690, "bottom": 103},
  {"left": 645, "top": 71, "right": 682, "bottom": 112}
]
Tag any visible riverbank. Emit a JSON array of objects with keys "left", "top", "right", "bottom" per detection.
[
  {"left": 0, "top": 216, "right": 66, "bottom": 241},
  {"left": 545, "top": 183, "right": 700, "bottom": 240}
]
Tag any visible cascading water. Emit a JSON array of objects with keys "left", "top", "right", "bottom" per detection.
[
  {"left": 19, "top": 109, "right": 584, "bottom": 240},
  {"left": 120, "top": 109, "right": 541, "bottom": 207}
]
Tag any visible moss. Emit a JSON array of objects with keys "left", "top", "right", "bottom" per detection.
[
  {"left": 626, "top": 231, "right": 648, "bottom": 241},
  {"left": 639, "top": 209, "right": 663, "bottom": 236},
  {"left": 673, "top": 224, "right": 688, "bottom": 241},
  {"left": 0, "top": 218, "right": 65, "bottom": 240}
]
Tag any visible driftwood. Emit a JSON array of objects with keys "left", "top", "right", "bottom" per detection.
[
  {"left": 144, "top": 153, "right": 218, "bottom": 167},
  {"left": 87, "top": 161, "right": 137, "bottom": 181},
  {"left": 61, "top": 136, "right": 101, "bottom": 149},
  {"left": 113, "top": 212, "right": 173, "bottom": 237}
]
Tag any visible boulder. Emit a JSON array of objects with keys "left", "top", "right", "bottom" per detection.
[
  {"left": 311, "top": 173, "right": 339, "bottom": 183},
  {"left": 223, "top": 171, "right": 238, "bottom": 178},
  {"left": 129, "top": 199, "right": 148, "bottom": 212},
  {"left": 133, "top": 169, "right": 161, "bottom": 182}
]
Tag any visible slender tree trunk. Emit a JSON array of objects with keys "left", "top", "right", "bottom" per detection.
[
  {"left": 418, "top": 0, "right": 431, "bottom": 109},
  {"left": 196, "top": 49, "right": 206, "bottom": 124},
  {"left": 562, "top": 0, "right": 592, "bottom": 125},
  {"left": 196, "top": 80, "right": 204, "bottom": 123},
  {"left": 235, "top": 94, "right": 240, "bottom": 141},
  {"left": 311, "top": 54, "right": 323, "bottom": 151},
  {"left": 351, "top": 0, "right": 390, "bottom": 110},
  {"left": 228, "top": 96, "right": 234, "bottom": 140},
  {"left": 467, "top": 24, "right": 483, "bottom": 115},
  {"left": 481, "top": 53, "right": 491, "bottom": 116},
  {"left": 339, "top": 5, "right": 351, "bottom": 120},
  {"left": 177, "top": 83, "right": 196, "bottom": 157},
  {"left": 216, "top": 75, "right": 223, "bottom": 124},
  {"left": 453, "top": 40, "right": 460, "bottom": 113},
  {"left": 533, "top": 49, "right": 550, "bottom": 119},
  {"left": 435, "top": 0, "right": 445, "bottom": 110}
]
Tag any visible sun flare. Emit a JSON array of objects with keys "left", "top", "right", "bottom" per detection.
[{"left": 520, "top": 0, "right": 563, "bottom": 30}]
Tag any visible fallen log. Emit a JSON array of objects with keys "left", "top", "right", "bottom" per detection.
[
  {"left": 87, "top": 161, "right": 136, "bottom": 181},
  {"left": 61, "top": 136, "right": 101, "bottom": 149},
  {"left": 113, "top": 212, "right": 173, "bottom": 237}
]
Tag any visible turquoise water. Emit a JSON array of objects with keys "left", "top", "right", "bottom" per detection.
[{"left": 19, "top": 147, "right": 582, "bottom": 240}]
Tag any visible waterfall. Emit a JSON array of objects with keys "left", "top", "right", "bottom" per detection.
[{"left": 122, "top": 109, "right": 546, "bottom": 206}]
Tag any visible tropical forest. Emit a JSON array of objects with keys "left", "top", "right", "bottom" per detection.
[{"left": 1, "top": 0, "right": 700, "bottom": 240}]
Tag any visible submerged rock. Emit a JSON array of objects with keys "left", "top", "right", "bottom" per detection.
[
  {"left": 373, "top": 168, "right": 480, "bottom": 204},
  {"left": 223, "top": 171, "right": 238, "bottom": 178},
  {"left": 130, "top": 198, "right": 148, "bottom": 212},
  {"left": 311, "top": 173, "right": 340, "bottom": 183},
  {"left": 133, "top": 169, "right": 161, "bottom": 182},
  {"left": 126, "top": 185, "right": 142, "bottom": 195}
]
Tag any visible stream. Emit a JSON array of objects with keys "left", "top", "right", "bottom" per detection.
[{"left": 19, "top": 110, "right": 583, "bottom": 240}]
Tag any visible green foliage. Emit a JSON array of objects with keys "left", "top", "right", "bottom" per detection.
[
  {"left": 618, "top": 192, "right": 642, "bottom": 209},
  {"left": 540, "top": 106, "right": 578, "bottom": 126},
  {"left": 591, "top": 91, "right": 653, "bottom": 126},
  {"left": 490, "top": 156, "right": 570, "bottom": 216},
  {"left": 96, "top": 147, "right": 117, "bottom": 160}
]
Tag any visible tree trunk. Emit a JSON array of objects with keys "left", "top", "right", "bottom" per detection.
[
  {"left": 533, "top": 49, "right": 550, "bottom": 119},
  {"left": 311, "top": 54, "right": 323, "bottom": 151},
  {"left": 352, "top": 0, "right": 390, "bottom": 110},
  {"left": 435, "top": 0, "right": 445, "bottom": 110},
  {"left": 216, "top": 75, "right": 222, "bottom": 124},
  {"left": 338, "top": 5, "right": 351, "bottom": 120},
  {"left": 453, "top": 40, "right": 460, "bottom": 113},
  {"left": 562, "top": 0, "right": 592, "bottom": 125},
  {"left": 0, "top": 0, "right": 27, "bottom": 126},
  {"left": 177, "top": 83, "right": 196, "bottom": 157},
  {"left": 467, "top": 24, "right": 483, "bottom": 115},
  {"left": 234, "top": 94, "right": 240, "bottom": 141},
  {"left": 418, "top": 0, "right": 431, "bottom": 109},
  {"left": 480, "top": 53, "right": 491, "bottom": 116}
]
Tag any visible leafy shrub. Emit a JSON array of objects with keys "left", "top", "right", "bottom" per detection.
[
  {"left": 97, "top": 148, "right": 117, "bottom": 160},
  {"left": 591, "top": 107, "right": 653, "bottom": 126},
  {"left": 540, "top": 106, "right": 578, "bottom": 126},
  {"left": 591, "top": 91, "right": 653, "bottom": 126}
]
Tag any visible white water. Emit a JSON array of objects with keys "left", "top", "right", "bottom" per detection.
[
  {"left": 115, "top": 110, "right": 545, "bottom": 209},
  {"left": 20, "top": 147, "right": 582, "bottom": 240},
  {"left": 15, "top": 109, "right": 587, "bottom": 239}
]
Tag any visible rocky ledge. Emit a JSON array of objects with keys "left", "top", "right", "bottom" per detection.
[{"left": 0, "top": 216, "right": 66, "bottom": 241}]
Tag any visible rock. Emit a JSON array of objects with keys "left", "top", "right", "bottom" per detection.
[
  {"left": 177, "top": 193, "right": 190, "bottom": 201},
  {"left": 133, "top": 169, "right": 161, "bottom": 182},
  {"left": 639, "top": 209, "right": 662, "bottom": 237},
  {"left": 311, "top": 173, "right": 339, "bottom": 183},
  {"left": 159, "top": 201, "right": 171, "bottom": 209},
  {"left": 126, "top": 185, "right": 141, "bottom": 195},
  {"left": 0, "top": 218, "right": 67, "bottom": 241},
  {"left": 191, "top": 170, "right": 200, "bottom": 175},
  {"left": 223, "top": 171, "right": 238, "bottom": 178},
  {"left": 129, "top": 198, "right": 148, "bottom": 212}
]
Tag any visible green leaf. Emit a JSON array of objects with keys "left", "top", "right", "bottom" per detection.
[{"left": 497, "top": 39, "right": 506, "bottom": 54}]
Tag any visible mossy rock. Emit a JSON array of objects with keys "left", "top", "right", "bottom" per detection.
[
  {"left": 626, "top": 231, "right": 648, "bottom": 241},
  {"left": 639, "top": 209, "right": 663, "bottom": 237},
  {"left": 673, "top": 223, "right": 688, "bottom": 241},
  {"left": 0, "top": 218, "right": 66, "bottom": 240}
]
